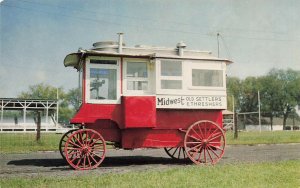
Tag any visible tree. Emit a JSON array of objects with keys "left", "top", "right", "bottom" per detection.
[
  {"left": 226, "top": 76, "right": 242, "bottom": 112},
  {"left": 18, "top": 83, "right": 73, "bottom": 123},
  {"left": 66, "top": 88, "right": 82, "bottom": 111},
  {"left": 259, "top": 69, "right": 300, "bottom": 130},
  {"left": 260, "top": 75, "right": 282, "bottom": 130}
]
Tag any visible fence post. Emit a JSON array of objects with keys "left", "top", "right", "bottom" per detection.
[
  {"left": 36, "top": 111, "right": 41, "bottom": 142},
  {"left": 234, "top": 112, "right": 238, "bottom": 139}
]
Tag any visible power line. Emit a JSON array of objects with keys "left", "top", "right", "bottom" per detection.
[
  {"left": 11, "top": 0, "right": 300, "bottom": 41},
  {"left": 2, "top": 1, "right": 300, "bottom": 44},
  {"left": 1, "top": 3, "right": 214, "bottom": 38}
]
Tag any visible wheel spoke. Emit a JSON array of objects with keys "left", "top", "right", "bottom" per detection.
[
  {"left": 191, "top": 126, "right": 202, "bottom": 140},
  {"left": 89, "top": 153, "right": 98, "bottom": 164},
  {"left": 187, "top": 143, "right": 202, "bottom": 153},
  {"left": 187, "top": 134, "right": 201, "bottom": 142},
  {"left": 186, "top": 141, "right": 201, "bottom": 144},
  {"left": 83, "top": 154, "right": 87, "bottom": 169},
  {"left": 196, "top": 146, "right": 203, "bottom": 163},
  {"left": 203, "top": 147, "right": 207, "bottom": 163},
  {"left": 203, "top": 122, "right": 207, "bottom": 138},
  {"left": 207, "top": 145, "right": 221, "bottom": 159},
  {"left": 172, "top": 147, "right": 179, "bottom": 157},
  {"left": 88, "top": 133, "right": 96, "bottom": 145},
  {"left": 197, "top": 123, "right": 205, "bottom": 139},
  {"left": 206, "top": 149, "right": 214, "bottom": 163},
  {"left": 206, "top": 128, "right": 220, "bottom": 141},
  {"left": 178, "top": 148, "right": 182, "bottom": 158},
  {"left": 89, "top": 151, "right": 104, "bottom": 159},
  {"left": 207, "top": 131, "right": 223, "bottom": 142},
  {"left": 74, "top": 134, "right": 83, "bottom": 146},
  {"left": 68, "top": 140, "right": 81, "bottom": 148}
]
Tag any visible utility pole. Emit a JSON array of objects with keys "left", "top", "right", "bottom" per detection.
[
  {"left": 232, "top": 95, "right": 238, "bottom": 139},
  {"left": 56, "top": 88, "right": 59, "bottom": 128},
  {"left": 217, "top": 33, "right": 220, "bottom": 58},
  {"left": 258, "top": 91, "right": 261, "bottom": 132}
]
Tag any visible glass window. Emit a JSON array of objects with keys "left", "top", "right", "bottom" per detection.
[
  {"left": 192, "top": 69, "right": 223, "bottom": 87},
  {"left": 161, "top": 61, "right": 182, "bottom": 76},
  {"left": 90, "top": 68, "right": 117, "bottom": 100},
  {"left": 127, "top": 62, "right": 148, "bottom": 78},
  {"left": 161, "top": 80, "right": 182, "bottom": 89},
  {"left": 90, "top": 59, "right": 117, "bottom": 65},
  {"left": 160, "top": 60, "right": 183, "bottom": 90},
  {"left": 126, "top": 62, "right": 148, "bottom": 91},
  {"left": 127, "top": 81, "right": 148, "bottom": 90}
]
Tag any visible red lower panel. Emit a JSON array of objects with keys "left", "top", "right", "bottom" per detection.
[
  {"left": 156, "top": 109, "right": 223, "bottom": 129},
  {"left": 123, "top": 96, "right": 156, "bottom": 128},
  {"left": 121, "top": 129, "right": 185, "bottom": 148},
  {"left": 85, "top": 120, "right": 121, "bottom": 142}
]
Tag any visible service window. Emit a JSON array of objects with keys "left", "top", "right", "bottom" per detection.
[
  {"left": 159, "top": 60, "right": 183, "bottom": 90},
  {"left": 188, "top": 62, "right": 225, "bottom": 90},
  {"left": 123, "top": 59, "right": 151, "bottom": 95},
  {"left": 86, "top": 57, "right": 120, "bottom": 104},
  {"left": 192, "top": 69, "right": 223, "bottom": 87}
]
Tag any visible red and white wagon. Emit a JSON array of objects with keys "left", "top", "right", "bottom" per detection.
[{"left": 60, "top": 33, "right": 233, "bottom": 170}]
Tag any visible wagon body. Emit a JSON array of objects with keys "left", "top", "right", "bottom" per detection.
[
  {"left": 61, "top": 34, "right": 232, "bottom": 170},
  {"left": 70, "top": 102, "right": 223, "bottom": 149}
]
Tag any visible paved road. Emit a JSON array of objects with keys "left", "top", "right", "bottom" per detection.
[{"left": 0, "top": 144, "right": 299, "bottom": 178}]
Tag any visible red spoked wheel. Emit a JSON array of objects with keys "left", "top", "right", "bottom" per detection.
[
  {"left": 184, "top": 120, "right": 225, "bottom": 165},
  {"left": 164, "top": 147, "right": 187, "bottom": 160},
  {"left": 64, "top": 129, "right": 106, "bottom": 170},
  {"left": 59, "top": 129, "right": 77, "bottom": 159}
]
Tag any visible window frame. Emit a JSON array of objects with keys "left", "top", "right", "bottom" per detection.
[
  {"left": 187, "top": 62, "right": 226, "bottom": 90},
  {"left": 156, "top": 59, "right": 184, "bottom": 94},
  {"left": 123, "top": 58, "right": 152, "bottom": 95},
  {"left": 85, "top": 56, "right": 121, "bottom": 104}
]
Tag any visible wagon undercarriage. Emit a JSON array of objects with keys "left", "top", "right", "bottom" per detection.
[{"left": 59, "top": 119, "right": 225, "bottom": 170}]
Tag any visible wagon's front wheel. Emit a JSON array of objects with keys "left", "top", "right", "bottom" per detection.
[
  {"left": 184, "top": 120, "right": 225, "bottom": 165},
  {"left": 164, "top": 147, "right": 187, "bottom": 160},
  {"left": 64, "top": 129, "right": 106, "bottom": 170}
]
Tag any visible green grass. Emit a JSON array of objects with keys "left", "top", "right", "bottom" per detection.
[
  {"left": 226, "top": 131, "right": 300, "bottom": 145},
  {"left": 1, "top": 160, "right": 299, "bottom": 188},
  {"left": 0, "top": 131, "right": 299, "bottom": 154},
  {"left": 0, "top": 133, "right": 62, "bottom": 153}
]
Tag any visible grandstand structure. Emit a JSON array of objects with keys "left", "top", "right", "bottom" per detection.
[{"left": 0, "top": 98, "right": 64, "bottom": 132}]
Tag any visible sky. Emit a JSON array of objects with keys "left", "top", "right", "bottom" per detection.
[{"left": 1, "top": 0, "right": 299, "bottom": 97}]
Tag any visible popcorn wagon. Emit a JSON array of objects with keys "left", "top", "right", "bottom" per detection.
[{"left": 60, "top": 33, "right": 232, "bottom": 170}]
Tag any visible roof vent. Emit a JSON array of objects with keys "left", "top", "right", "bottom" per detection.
[
  {"left": 176, "top": 41, "right": 187, "bottom": 56},
  {"left": 93, "top": 41, "right": 118, "bottom": 48}
]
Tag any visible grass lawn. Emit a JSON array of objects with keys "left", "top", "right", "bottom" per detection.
[
  {"left": 226, "top": 131, "right": 300, "bottom": 145},
  {"left": 1, "top": 160, "right": 299, "bottom": 188},
  {"left": 0, "top": 133, "right": 62, "bottom": 153},
  {"left": 0, "top": 131, "right": 299, "bottom": 153}
]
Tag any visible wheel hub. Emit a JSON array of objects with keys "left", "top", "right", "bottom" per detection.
[{"left": 82, "top": 145, "right": 90, "bottom": 154}]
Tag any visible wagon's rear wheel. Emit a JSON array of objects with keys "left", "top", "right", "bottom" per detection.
[
  {"left": 164, "top": 147, "right": 187, "bottom": 160},
  {"left": 59, "top": 129, "right": 76, "bottom": 159},
  {"left": 64, "top": 129, "right": 106, "bottom": 170},
  {"left": 184, "top": 120, "right": 225, "bottom": 165}
]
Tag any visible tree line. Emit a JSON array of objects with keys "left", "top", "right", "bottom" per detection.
[{"left": 227, "top": 68, "right": 300, "bottom": 130}]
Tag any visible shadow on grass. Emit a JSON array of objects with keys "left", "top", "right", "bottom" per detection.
[{"left": 7, "top": 156, "right": 191, "bottom": 170}]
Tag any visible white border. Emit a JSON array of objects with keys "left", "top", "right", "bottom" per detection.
[
  {"left": 123, "top": 58, "right": 153, "bottom": 95},
  {"left": 85, "top": 56, "right": 121, "bottom": 104}
]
